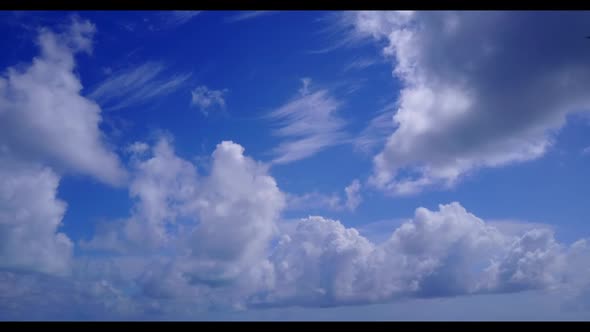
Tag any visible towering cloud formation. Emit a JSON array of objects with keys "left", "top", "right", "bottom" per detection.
[{"left": 82, "top": 137, "right": 285, "bottom": 304}]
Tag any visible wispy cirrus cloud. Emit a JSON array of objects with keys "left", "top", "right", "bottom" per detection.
[
  {"left": 225, "top": 11, "right": 275, "bottom": 23},
  {"left": 89, "top": 62, "right": 191, "bottom": 111},
  {"left": 343, "top": 57, "right": 379, "bottom": 72},
  {"left": 353, "top": 102, "right": 397, "bottom": 154},
  {"left": 267, "top": 78, "right": 348, "bottom": 165},
  {"left": 161, "top": 11, "right": 201, "bottom": 28}
]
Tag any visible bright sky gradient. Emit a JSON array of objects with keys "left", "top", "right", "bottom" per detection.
[{"left": 1, "top": 10, "right": 590, "bottom": 320}]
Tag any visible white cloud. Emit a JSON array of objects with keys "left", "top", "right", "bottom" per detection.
[
  {"left": 83, "top": 136, "right": 285, "bottom": 289},
  {"left": 260, "top": 216, "right": 375, "bottom": 306},
  {"left": 342, "top": 11, "right": 590, "bottom": 195},
  {"left": 344, "top": 179, "right": 362, "bottom": 211},
  {"left": 0, "top": 155, "right": 72, "bottom": 276},
  {"left": 81, "top": 137, "right": 199, "bottom": 252},
  {"left": 0, "top": 17, "right": 126, "bottom": 186},
  {"left": 268, "top": 79, "right": 348, "bottom": 164},
  {"left": 183, "top": 141, "right": 285, "bottom": 281},
  {"left": 258, "top": 202, "right": 590, "bottom": 307},
  {"left": 90, "top": 62, "right": 191, "bottom": 111},
  {"left": 190, "top": 85, "right": 227, "bottom": 116}
]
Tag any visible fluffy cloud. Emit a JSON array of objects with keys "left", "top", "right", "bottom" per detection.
[
  {"left": 184, "top": 141, "right": 285, "bottom": 279},
  {"left": 190, "top": 85, "right": 228, "bottom": 116},
  {"left": 260, "top": 216, "right": 375, "bottom": 306},
  {"left": 82, "top": 136, "right": 285, "bottom": 294},
  {"left": 0, "top": 155, "right": 73, "bottom": 276},
  {"left": 268, "top": 79, "right": 348, "bottom": 164},
  {"left": 81, "top": 137, "right": 198, "bottom": 252},
  {"left": 255, "top": 202, "right": 590, "bottom": 307},
  {"left": 0, "top": 17, "right": 126, "bottom": 186},
  {"left": 0, "top": 18, "right": 132, "bottom": 279},
  {"left": 345, "top": 11, "right": 590, "bottom": 194}
]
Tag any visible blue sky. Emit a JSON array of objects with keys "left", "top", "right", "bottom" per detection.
[{"left": 1, "top": 10, "right": 590, "bottom": 320}]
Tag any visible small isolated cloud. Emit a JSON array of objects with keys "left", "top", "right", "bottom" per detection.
[
  {"left": 126, "top": 141, "right": 150, "bottom": 156},
  {"left": 285, "top": 179, "right": 362, "bottom": 212},
  {"left": 267, "top": 79, "right": 348, "bottom": 164},
  {"left": 89, "top": 62, "right": 191, "bottom": 111},
  {"left": 190, "top": 85, "right": 228, "bottom": 116},
  {"left": 581, "top": 146, "right": 590, "bottom": 156},
  {"left": 285, "top": 192, "right": 343, "bottom": 212},
  {"left": 345, "top": 179, "right": 362, "bottom": 211}
]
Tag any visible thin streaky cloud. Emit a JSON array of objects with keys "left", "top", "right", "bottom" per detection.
[
  {"left": 225, "top": 11, "right": 275, "bottom": 23},
  {"left": 353, "top": 102, "right": 397, "bottom": 154},
  {"left": 343, "top": 57, "right": 379, "bottom": 72},
  {"left": 267, "top": 79, "right": 348, "bottom": 165},
  {"left": 89, "top": 62, "right": 191, "bottom": 111},
  {"left": 160, "top": 11, "right": 201, "bottom": 28}
]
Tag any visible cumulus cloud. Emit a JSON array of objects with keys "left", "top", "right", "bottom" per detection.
[
  {"left": 82, "top": 136, "right": 285, "bottom": 289},
  {"left": 0, "top": 17, "right": 126, "bottom": 186},
  {"left": 343, "top": 11, "right": 590, "bottom": 195},
  {"left": 0, "top": 155, "right": 73, "bottom": 276},
  {"left": 82, "top": 189, "right": 590, "bottom": 311},
  {"left": 268, "top": 79, "right": 348, "bottom": 164},
  {"left": 190, "top": 85, "right": 228, "bottom": 116},
  {"left": 90, "top": 62, "right": 191, "bottom": 111},
  {"left": 258, "top": 202, "right": 590, "bottom": 307},
  {"left": 81, "top": 137, "right": 199, "bottom": 252}
]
